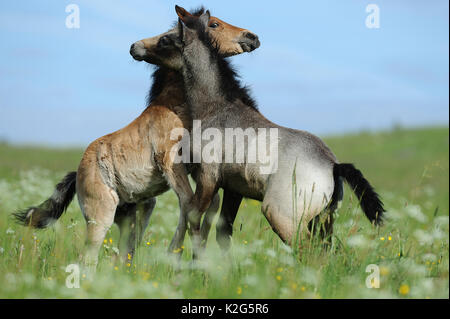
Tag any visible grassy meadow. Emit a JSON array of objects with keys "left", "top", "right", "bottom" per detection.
[{"left": 0, "top": 126, "right": 448, "bottom": 298}]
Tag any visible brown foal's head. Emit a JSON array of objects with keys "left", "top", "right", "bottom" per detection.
[{"left": 130, "top": 5, "right": 260, "bottom": 68}]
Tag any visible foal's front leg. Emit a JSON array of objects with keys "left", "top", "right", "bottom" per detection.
[
  {"left": 215, "top": 190, "right": 243, "bottom": 252},
  {"left": 199, "top": 192, "right": 220, "bottom": 249},
  {"left": 188, "top": 172, "right": 218, "bottom": 260},
  {"left": 200, "top": 189, "right": 243, "bottom": 252},
  {"left": 158, "top": 159, "right": 195, "bottom": 257},
  {"left": 114, "top": 203, "right": 138, "bottom": 263},
  {"left": 114, "top": 198, "right": 156, "bottom": 264}
]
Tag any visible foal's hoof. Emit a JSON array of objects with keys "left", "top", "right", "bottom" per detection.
[{"left": 167, "top": 246, "right": 184, "bottom": 263}]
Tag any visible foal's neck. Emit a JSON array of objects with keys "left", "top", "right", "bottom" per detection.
[
  {"left": 182, "top": 48, "right": 224, "bottom": 119},
  {"left": 147, "top": 68, "right": 185, "bottom": 108},
  {"left": 140, "top": 68, "right": 191, "bottom": 129}
]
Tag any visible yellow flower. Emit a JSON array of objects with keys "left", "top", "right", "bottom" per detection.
[
  {"left": 127, "top": 253, "right": 132, "bottom": 260},
  {"left": 290, "top": 283, "right": 298, "bottom": 290},
  {"left": 114, "top": 266, "right": 119, "bottom": 271},
  {"left": 276, "top": 267, "right": 283, "bottom": 273},
  {"left": 300, "top": 286, "right": 306, "bottom": 292},
  {"left": 380, "top": 266, "right": 389, "bottom": 276},
  {"left": 380, "top": 237, "right": 385, "bottom": 241},
  {"left": 243, "top": 240, "right": 248, "bottom": 244},
  {"left": 109, "top": 238, "right": 113, "bottom": 244},
  {"left": 173, "top": 248, "right": 182, "bottom": 254},
  {"left": 388, "top": 236, "right": 392, "bottom": 241},
  {"left": 152, "top": 281, "right": 159, "bottom": 288},
  {"left": 276, "top": 275, "right": 282, "bottom": 281},
  {"left": 399, "top": 284, "right": 410, "bottom": 295},
  {"left": 237, "top": 286, "right": 242, "bottom": 295},
  {"left": 103, "top": 239, "right": 107, "bottom": 244},
  {"left": 82, "top": 274, "right": 86, "bottom": 279},
  {"left": 146, "top": 242, "right": 151, "bottom": 246},
  {"left": 126, "top": 263, "right": 131, "bottom": 267}
]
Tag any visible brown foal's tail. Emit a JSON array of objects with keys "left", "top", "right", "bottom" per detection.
[
  {"left": 334, "top": 163, "right": 385, "bottom": 225},
  {"left": 13, "top": 171, "right": 77, "bottom": 228}
]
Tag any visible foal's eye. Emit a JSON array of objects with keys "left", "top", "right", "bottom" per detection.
[
  {"left": 159, "top": 36, "right": 171, "bottom": 46},
  {"left": 209, "top": 22, "right": 219, "bottom": 28}
]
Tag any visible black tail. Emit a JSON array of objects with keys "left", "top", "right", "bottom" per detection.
[
  {"left": 334, "top": 163, "right": 385, "bottom": 225},
  {"left": 13, "top": 171, "right": 77, "bottom": 228}
]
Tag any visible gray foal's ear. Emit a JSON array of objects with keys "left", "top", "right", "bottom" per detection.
[
  {"left": 177, "top": 18, "right": 185, "bottom": 42},
  {"left": 199, "top": 10, "right": 210, "bottom": 28},
  {"left": 177, "top": 18, "right": 194, "bottom": 46}
]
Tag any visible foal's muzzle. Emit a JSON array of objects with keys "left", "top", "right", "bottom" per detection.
[
  {"left": 238, "top": 32, "right": 260, "bottom": 53},
  {"left": 130, "top": 41, "right": 147, "bottom": 61}
]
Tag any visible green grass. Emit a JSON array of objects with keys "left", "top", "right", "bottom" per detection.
[{"left": 0, "top": 126, "right": 448, "bottom": 298}]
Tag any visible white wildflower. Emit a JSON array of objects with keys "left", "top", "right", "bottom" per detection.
[
  {"left": 265, "top": 249, "right": 276, "bottom": 258},
  {"left": 347, "top": 234, "right": 369, "bottom": 248},
  {"left": 405, "top": 205, "right": 428, "bottom": 223},
  {"left": 414, "top": 229, "right": 434, "bottom": 245}
]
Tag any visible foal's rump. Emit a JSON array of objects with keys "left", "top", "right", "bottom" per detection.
[{"left": 262, "top": 156, "right": 336, "bottom": 244}]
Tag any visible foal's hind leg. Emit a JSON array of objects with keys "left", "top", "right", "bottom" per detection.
[
  {"left": 308, "top": 175, "right": 343, "bottom": 248},
  {"left": 308, "top": 209, "right": 335, "bottom": 248},
  {"left": 261, "top": 193, "right": 312, "bottom": 249},
  {"left": 78, "top": 186, "right": 119, "bottom": 270}
]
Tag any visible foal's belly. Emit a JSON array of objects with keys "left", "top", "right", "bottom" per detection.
[
  {"left": 115, "top": 166, "right": 170, "bottom": 203},
  {"left": 221, "top": 163, "right": 267, "bottom": 201}
]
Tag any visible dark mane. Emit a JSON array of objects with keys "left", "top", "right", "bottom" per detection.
[
  {"left": 147, "top": 66, "right": 168, "bottom": 105},
  {"left": 184, "top": 15, "right": 258, "bottom": 111},
  {"left": 147, "top": 6, "right": 205, "bottom": 106},
  {"left": 215, "top": 56, "right": 258, "bottom": 110},
  {"left": 190, "top": 6, "right": 205, "bottom": 16}
]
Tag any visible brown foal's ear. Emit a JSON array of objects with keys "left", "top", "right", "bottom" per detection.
[{"left": 175, "top": 5, "right": 192, "bottom": 22}]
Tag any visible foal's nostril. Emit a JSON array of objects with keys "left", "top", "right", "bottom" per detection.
[
  {"left": 130, "top": 43, "right": 135, "bottom": 54},
  {"left": 245, "top": 32, "right": 257, "bottom": 41}
]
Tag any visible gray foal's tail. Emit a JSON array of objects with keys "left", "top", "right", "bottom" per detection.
[
  {"left": 334, "top": 163, "right": 384, "bottom": 225},
  {"left": 13, "top": 171, "right": 77, "bottom": 228}
]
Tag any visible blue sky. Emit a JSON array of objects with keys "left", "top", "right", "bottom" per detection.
[{"left": 0, "top": 0, "right": 448, "bottom": 146}]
